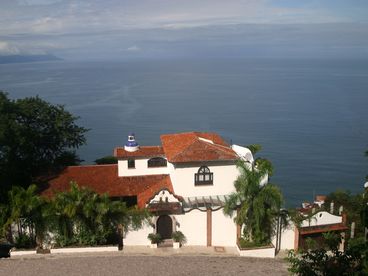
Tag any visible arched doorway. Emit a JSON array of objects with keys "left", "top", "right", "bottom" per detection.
[{"left": 156, "top": 215, "right": 173, "bottom": 239}]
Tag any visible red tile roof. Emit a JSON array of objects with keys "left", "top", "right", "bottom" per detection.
[
  {"left": 160, "top": 132, "right": 237, "bottom": 163},
  {"left": 114, "top": 146, "right": 164, "bottom": 159},
  {"left": 299, "top": 224, "right": 348, "bottom": 235},
  {"left": 41, "top": 165, "right": 173, "bottom": 208}
]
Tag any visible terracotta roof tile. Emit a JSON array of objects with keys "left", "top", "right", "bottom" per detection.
[
  {"left": 41, "top": 165, "right": 173, "bottom": 208},
  {"left": 160, "top": 132, "right": 237, "bottom": 163},
  {"left": 114, "top": 146, "right": 164, "bottom": 159}
]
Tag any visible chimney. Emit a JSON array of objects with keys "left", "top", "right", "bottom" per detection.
[{"left": 124, "top": 133, "right": 140, "bottom": 152}]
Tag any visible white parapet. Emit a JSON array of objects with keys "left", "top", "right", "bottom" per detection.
[
  {"left": 237, "top": 245, "right": 275, "bottom": 258},
  {"left": 51, "top": 246, "right": 118, "bottom": 254},
  {"left": 10, "top": 250, "right": 36, "bottom": 256}
]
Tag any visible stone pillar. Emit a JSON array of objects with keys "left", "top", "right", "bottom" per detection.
[
  {"left": 330, "top": 201, "right": 334, "bottom": 214},
  {"left": 294, "top": 226, "right": 299, "bottom": 251},
  {"left": 207, "top": 208, "right": 212, "bottom": 247},
  {"left": 339, "top": 232, "right": 345, "bottom": 252},
  {"left": 351, "top": 222, "right": 355, "bottom": 239}
]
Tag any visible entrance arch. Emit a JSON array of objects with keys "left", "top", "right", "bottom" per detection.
[{"left": 156, "top": 215, "right": 173, "bottom": 239}]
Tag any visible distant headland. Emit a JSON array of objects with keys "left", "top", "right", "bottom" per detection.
[{"left": 0, "top": 54, "right": 62, "bottom": 64}]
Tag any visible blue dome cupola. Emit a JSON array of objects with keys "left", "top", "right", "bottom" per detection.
[{"left": 124, "top": 133, "right": 140, "bottom": 152}]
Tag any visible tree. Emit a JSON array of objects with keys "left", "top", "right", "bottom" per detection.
[
  {"left": 224, "top": 153, "right": 283, "bottom": 246},
  {"left": 288, "top": 232, "right": 368, "bottom": 275},
  {"left": 3, "top": 185, "right": 51, "bottom": 248},
  {"left": 94, "top": 156, "right": 118, "bottom": 165},
  {"left": 365, "top": 149, "right": 368, "bottom": 181},
  {"left": 324, "top": 189, "right": 366, "bottom": 239},
  {"left": 0, "top": 92, "right": 88, "bottom": 202},
  {"left": 51, "top": 182, "right": 149, "bottom": 246}
]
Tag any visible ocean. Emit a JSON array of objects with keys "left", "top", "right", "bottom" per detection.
[{"left": 1, "top": 58, "right": 367, "bottom": 206}]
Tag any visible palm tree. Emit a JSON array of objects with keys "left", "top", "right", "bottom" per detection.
[
  {"left": 5, "top": 185, "right": 51, "bottom": 249},
  {"left": 224, "top": 155, "right": 283, "bottom": 246},
  {"left": 51, "top": 182, "right": 150, "bottom": 246}
]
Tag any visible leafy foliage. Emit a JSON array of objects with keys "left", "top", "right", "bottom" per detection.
[
  {"left": 224, "top": 153, "right": 283, "bottom": 245},
  {"left": 366, "top": 149, "right": 368, "bottom": 181},
  {"left": 2, "top": 184, "right": 52, "bottom": 248},
  {"left": 246, "top": 144, "right": 262, "bottom": 155},
  {"left": 0, "top": 182, "right": 149, "bottom": 247},
  {"left": 15, "top": 233, "right": 35, "bottom": 249},
  {"left": 147, "top": 233, "right": 162, "bottom": 244},
  {"left": 172, "top": 231, "right": 186, "bottom": 244},
  {"left": 0, "top": 92, "right": 88, "bottom": 202},
  {"left": 50, "top": 182, "right": 149, "bottom": 247},
  {"left": 288, "top": 233, "right": 368, "bottom": 276},
  {"left": 324, "top": 189, "right": 367, "bottom": 239}
]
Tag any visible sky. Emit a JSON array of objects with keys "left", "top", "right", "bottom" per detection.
[{"left": 0, "top": 0, "right": 368, "bottom": 59}]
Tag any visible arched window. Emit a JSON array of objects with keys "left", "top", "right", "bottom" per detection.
[
  {"left": 147, "top": 157, "right": 167, "bottom": 168},
  {"left": 195, "top": 166, "right": 213, "bottom": 185}
]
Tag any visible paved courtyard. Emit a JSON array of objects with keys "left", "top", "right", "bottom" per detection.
[{"left": 1, "top": 248, "right": 289, "bottom": 276}]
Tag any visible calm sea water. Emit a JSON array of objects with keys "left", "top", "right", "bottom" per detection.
[{"left": 1, "top": 58, "right": 367, "bottom": 206}]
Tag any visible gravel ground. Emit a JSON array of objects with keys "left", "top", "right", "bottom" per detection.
[{"left": 0, "top": 253, "right": 288, "bottom": 276}]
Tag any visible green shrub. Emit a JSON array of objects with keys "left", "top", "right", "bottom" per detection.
[
  {"left": 94, "top": 156, "right": 118, "bottom": 164},
  {"left": 287, "top": 233, "right": 368, "bottom": 275},
  {"left": 147, "top": 233, "right": 162, "bottom": 244},
  {"left": 15, "top": 233, "right": 35, "bottom": 249},
  {"left": 238, "top": 237, "right": 268, "bottom": 249},
  {"left": 172, "top": 231, "right": 186, "bottom": 244}
]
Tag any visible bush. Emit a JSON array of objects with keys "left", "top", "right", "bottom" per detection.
[
  {"left": 172, "top": 231, "right": 186, "bottom": 244},
  {"left": 238, "top": 237, "right": 268, "bottom": 249},
  {"left": 94, "top": 156, "right": 118, "bottom": 165},
  {"left": 287, "top": 233, "right": 368, "bottom": 275},
  {"left": 147, "top": 233, "right": 162, "bottom": 244},
  {"left": 15, "top": 233, "right": 35, "bottom": 249}
]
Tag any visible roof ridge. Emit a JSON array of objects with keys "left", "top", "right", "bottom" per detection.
[
  {"left": 68, "top": 164, "right": 118, "bottom": 168},
  {"left": 161, "top": 131, "right": 196, "bottom": 137},
  {"left": 205, "top": 140, "right": 233, "bottom": 152},
  {"left": 115, "top": 145, "right": 162, "bottom": 149},
  {"left": 167, "top": 133, "right": 199, "bottom": 161},
  {"left": 197, "top": 139, "right": 236, "bottom": 156},
  {"left": 119, "top": 174, "right": 170, "bottom": 179}
]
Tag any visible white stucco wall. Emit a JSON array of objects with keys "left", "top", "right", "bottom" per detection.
[
  {"left": 124, "top": 224, "right": 153, "bottom": 245},
  {"left": 212, "top": 210, "right": 237, "bottom": 246},
  {"left": 118, "top": 159, "right": 171, "bottom": 177},
  {"left": 271, "top": 223, "right": 296, "bottom": 250},
  {"left": 175, "top": 210, "right": 207, "bottom": 246},
  {"left": 170, "top": 162, "right": 239, "bottom": 197},
  {"left": 301, "top": 211, "right": 343, "bottom": 227}
]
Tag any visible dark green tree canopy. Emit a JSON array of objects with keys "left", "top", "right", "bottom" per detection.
[
  {"left": 94, "top": 156, "right": 118, "bottom": 165},
  {"left": 0, "top": 92, "right": 88, "bottom": 201}
]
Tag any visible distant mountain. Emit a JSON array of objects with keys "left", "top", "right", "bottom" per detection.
[{"left": 0, "top": 54, "right": 62, "bottom": 64}]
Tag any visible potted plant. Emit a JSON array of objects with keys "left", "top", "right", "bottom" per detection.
[
  {"left": 147, "top": 233, "right": 161, "bottom": 248},
  {"left": 172, "top": 231, "right": 186, "bottom": 249}
]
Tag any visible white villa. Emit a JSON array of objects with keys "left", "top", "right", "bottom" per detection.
[
  {"left": 42, "top": 131, "right": 348, "bottom": 256},
  {"left": 43, "top": 132, "right": 253, "bottom": 247}
]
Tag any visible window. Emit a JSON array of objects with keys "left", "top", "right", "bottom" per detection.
[
  {"left": 147, "top": 157, "right": 167, "bottom": 168},
  {"left": 195, "top": 166, "right": 213, "bottom": 185},
  {"left": 127, "top": 159, "right": 135, "bottom": 169}
]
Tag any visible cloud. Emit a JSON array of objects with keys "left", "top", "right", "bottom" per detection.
[
  {"left": 0, "top": 41, "right": 21, "bottom": 55},
  {"left": 0, "top": 1, "right": 367, "bottom": 59},
  {"left": 18, "top": 0, "right": 63, "bottom": 5},
  {"left": 0, "top": 0, "right": 356, "bottom": 37},
  {"left": 126, "top": 46, "right": 140, "bottom": 52}
]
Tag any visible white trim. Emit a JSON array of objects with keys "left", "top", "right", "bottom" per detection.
[
  {"left": 237, "top": 246, "right": 275, "bottom": 258},
  {"left": 51, "top": 246, "right": 118, "bottom": 254}
]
